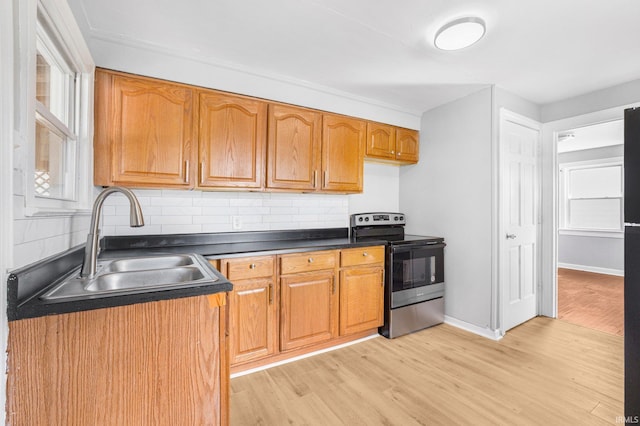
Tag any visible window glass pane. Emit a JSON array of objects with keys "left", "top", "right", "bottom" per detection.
[
  {"left": 36, "top": 41, "right": 74, "bottom": 128},
  {"left": 569, "top": 166, "right": 621, "bottom": 198},
  {"left": 569, "top": 198, "right": 621, "bottom": 229},
  {"left": 35, "top": 119, "right": 68, "bottom": 199}
]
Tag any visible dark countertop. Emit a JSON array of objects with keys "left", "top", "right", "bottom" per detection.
[{"left": 8, "top": 228, "right": 387, "bottom": 321}]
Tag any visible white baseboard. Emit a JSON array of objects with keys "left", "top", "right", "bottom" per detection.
[
  {"left": 558, "top": 262, "right": 624, "bottom": 277},
  {"left": 444, "top": 315, "right": 503, "bottom": 341}
]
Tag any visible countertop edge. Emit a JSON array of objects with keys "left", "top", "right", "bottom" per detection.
[{"left": 8, "top": 228, "right": 389, "bottom": 321}]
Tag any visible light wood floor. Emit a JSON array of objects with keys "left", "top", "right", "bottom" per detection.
[
  {"left": 558, "top": 268, "right": 624, "bottom": 336},
  {"left": 230, "top": 317, "right": 623, "bottom": 425}
]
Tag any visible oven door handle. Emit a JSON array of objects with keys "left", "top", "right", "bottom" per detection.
[{"left": 391, "top": 242, "right": 445, "bottom": 252}]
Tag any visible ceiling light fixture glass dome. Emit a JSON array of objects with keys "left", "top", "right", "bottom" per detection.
[{"left": 434, "top": 17, "right": 486, "bottom": 51}]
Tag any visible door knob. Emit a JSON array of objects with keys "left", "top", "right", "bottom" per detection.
[{"left": 506, "top": 233, "right": 517, "bottom": 239}]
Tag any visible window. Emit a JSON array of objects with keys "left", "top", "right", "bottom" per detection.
[
  {"left": 35, "top": 21, "right": 77, "bottom": 200},
  {"left": 25, "top": 0, "right": 94, "bottom": 214},
  {"left": 559, "top": 158, "right": 623, "bottom": 234}
]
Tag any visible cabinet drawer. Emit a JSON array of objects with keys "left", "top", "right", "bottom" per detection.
[
  {"left": 223, "top": 256, "right": 275, "bottom": 280},
  {"left": 279, "top": 251, "right": 337, "bottom": 274},
  {"left": 340, "top": 246, "right": 385, "bottom": 267}
]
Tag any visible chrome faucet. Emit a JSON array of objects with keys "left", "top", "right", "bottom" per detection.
[{"left": 80, "top": 186, "right": 144, "bottom": 278}]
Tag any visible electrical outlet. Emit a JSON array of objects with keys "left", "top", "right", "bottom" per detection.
[{"left": 232, "top": 216, "right": 242, "bottom": 230}]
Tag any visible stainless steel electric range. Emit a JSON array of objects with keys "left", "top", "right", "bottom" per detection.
[{"left": 350, "top": 212, "right": 445, "bottom": 338}]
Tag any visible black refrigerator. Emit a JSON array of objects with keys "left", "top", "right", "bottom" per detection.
[{"left": 625, "top": 107, "right": 640, "bottom": 417}]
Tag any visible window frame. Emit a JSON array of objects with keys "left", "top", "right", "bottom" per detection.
[
  {"left": 24, "top": 0, "right": 94, "bottom": 215},
  {"left": 558, "top": 157, "right": 624, "bottom": 238}
]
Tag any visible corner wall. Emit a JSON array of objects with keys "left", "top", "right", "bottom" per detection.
[{"left": 399, "top": 87, "right": 494, "bottom": 331}]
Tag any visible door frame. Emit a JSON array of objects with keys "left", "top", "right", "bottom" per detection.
[
  {"left": 540, "top": 102, "right": 640, "bottom": 318},
  {"left": 497, "top": 108, "right": 542, "bottom": 335}
]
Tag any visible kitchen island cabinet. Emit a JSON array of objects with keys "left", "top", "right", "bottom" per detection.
[{"left": 7, "top": 294, "right": 229, "bottom": 425}]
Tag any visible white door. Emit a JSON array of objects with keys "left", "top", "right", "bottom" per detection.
[{"left": 500, "top": 110, "right": 540, "bottom": 332}]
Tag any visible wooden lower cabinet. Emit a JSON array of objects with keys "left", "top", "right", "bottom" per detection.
[
  {"left": 223, "top": 246, "right": 383, "bottom": 372},
  {"left": 228, "top": 278, "right": 278, "bottom": 364},
  {"left": 220, "top": 255, "right": 278, "bottom": 367},
  {"left": 7, "top": 295, "right": 229, "bottom": 426},
  {"left": 280, "top": 270, "right": 338, "bottom": 351},
  {"left": 339, "top": 245, "right": 385, "bottom": 336},
  {"left": 339, "top": 266, "right": 384, "bottom": 335}
]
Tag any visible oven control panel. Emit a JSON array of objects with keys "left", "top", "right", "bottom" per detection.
[{"left": 350, "top": 212, "right": 406, "bottom": 227}]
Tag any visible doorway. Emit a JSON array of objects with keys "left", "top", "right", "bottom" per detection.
[
  {"left": 540, "top": 103, "right": 640, "bottom": 326},
  {"left": 555, "top": 120, "right": 624, "bottom": 335}
]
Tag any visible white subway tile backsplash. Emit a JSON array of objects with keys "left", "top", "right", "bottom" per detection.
[
  {"left": 161, "top": 224, "right": 203, "bottom": 234},
  {"left": 161, "top": 206, "right": 203, "bottom": 216},
  {"left": 10, "top": 189, "right": 349, "bottom": 267},
  {"left": 111, "top": 224, "right": 163, "bottom": 236},
  {"left": 148, "top": 215, "right": 193, "bottom": 225}
]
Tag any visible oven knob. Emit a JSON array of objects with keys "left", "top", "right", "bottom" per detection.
[
  {"left": 399, "top": 216, "right": 404, "bottom": 221},
  {"left": 358, "top": 217, "right": 363, "bottom": 222},
  {"left": 394, "top": 216, "right": 399, "bottom": 221},
  {"left": 364, "top": 217, "right": 369, "bottom": 222}
]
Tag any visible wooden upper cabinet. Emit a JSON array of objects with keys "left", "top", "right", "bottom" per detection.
[
  {"left": 266, "top": 104, "right": 322, "bottom": 191},
  {"left": 94, "top": 69, "right": 195, "bottom": 187},
  {"left": 199, "top": 91, "right": 267, "bottom": 189},
  {"left": 365, "top": 122, "right": 419, "bottom": 164},
  {"left": 366, "top": 122, "right": 396, "bottom": 160},
  {"left": 395, "top": 128, "right": 419, "bottom": 164},
  {"left": 321, "top": 115, "right": 366, "bottom": 192}
]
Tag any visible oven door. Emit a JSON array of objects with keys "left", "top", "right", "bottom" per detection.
[{"left": 390, "top": 243, "right": 444, "bottom": 309}]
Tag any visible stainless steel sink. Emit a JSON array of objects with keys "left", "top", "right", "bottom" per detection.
[
  {"left": 41, "top": 254, "right": 218, "bottom": 301},
  {"left": 102, "top": 255, "right": 196, "bottom": 273}
]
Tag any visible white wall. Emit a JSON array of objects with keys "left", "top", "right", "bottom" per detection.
[
  {"left": 541, "top": 78, "right": 640, "bottom": 123},
  {"left": 399, "top": 87, "right": 494, "bottom": 330},
  {"left": 348, "top": 162, "right": 400, "bottom": 214}
]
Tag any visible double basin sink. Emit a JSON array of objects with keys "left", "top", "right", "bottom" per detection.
[{"left": 41, "top": 254, "right": 219, "bottom": 301}]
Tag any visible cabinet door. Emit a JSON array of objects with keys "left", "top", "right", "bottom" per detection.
[
  {"left": 199, "top": 91, "right": 267, "bottom": 189},
  {"left": 229, "top": 278, "right": 278, "bottom": 365},
  {"left": 321, "top": 115, "right": 365, "bottom": 192},
  {"left": 339, "top": 266, "right": 384, "bottom": 336},
  {"left": 267, "top": 104, "right": 322, "bottom": 191},
  {"left": 280, "top": 271, "right": 337, "bottom": 351},
  {"left": 365, "top": 122, "right": 396, "bottom": 160},
  {"left": 98, "top": 70, "right": 195, "bottom": 187},
  {"left": 395, "top": 128, "right": 419, "bottom": 164}
]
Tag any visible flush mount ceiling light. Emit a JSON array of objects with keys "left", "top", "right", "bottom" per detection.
[{"left": 434, "top": 17, "right": 486, "bottom": 50}]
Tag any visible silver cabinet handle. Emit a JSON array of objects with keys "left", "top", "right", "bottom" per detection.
[
  {"left": 308, "top": 257, "right": 314, "bottom": 263},
  {"left": 184, "top": 160, "right": 190, "bottom": 183},
  {"left": 506, "top": 233, "right": 517, "bottom": 240},
  {"left": 249, "top": 263, "right": 256, "bottom": 269},
  {"left": 362, "top": 252, "right": 368, "bottom": 257}
]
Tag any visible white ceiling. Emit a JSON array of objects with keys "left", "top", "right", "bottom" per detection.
[{"left": 68, "top": 0, "right": 640, "bottom": 114}]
